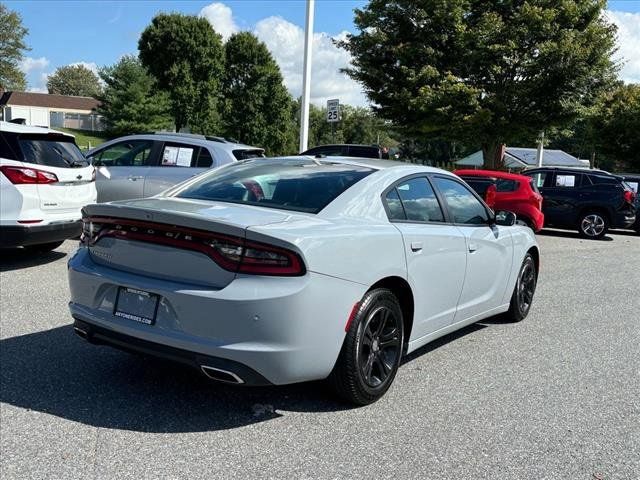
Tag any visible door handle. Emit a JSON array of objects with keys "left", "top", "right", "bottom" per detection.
[
  {"left": 410, "top": 241, "right": 423, "bottom": 252},
  {"left": 468, "top": 243, "right": 478, "bottom": 253},
  {"left": 127, "top": 175, "right": 144, "bottom": 181}
]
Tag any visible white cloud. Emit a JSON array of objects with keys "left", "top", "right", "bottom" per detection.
[
  {"left": 199, "top": 2, "right": 239, "bottom": 41},
  {"left": 606, "top": 10, "right": 640, "bottom": 84},
  {"left": 18, "top": 56, "right": 50, "bottom": 74},
  {"left": 255, "top": 16, "right": 367, "bottom": 106}
]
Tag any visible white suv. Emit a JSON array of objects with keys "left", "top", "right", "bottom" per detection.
[{"left": 0, "top": 121, "right": 97, "bottom": 252}]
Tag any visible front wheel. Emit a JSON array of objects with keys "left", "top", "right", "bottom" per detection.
[
  {"left": 505, "top": 253, "right": 537, "bottom": 322},
  {"left": 328, "top": 288, "right": 404, "bottom": 405},
  {"left": 578, "top": 211, "right": 608, "bottom": 239}
]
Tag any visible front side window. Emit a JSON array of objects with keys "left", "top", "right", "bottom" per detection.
[
  {"left": 91, "top": 140, "right": 152, "bottom": 167},
  {"left": 527, "top": 172, "right": 548, "bottom": 188},
  {"left": 387, "top": 177, "right": 445, "bottom": 222},
  {"left": 175, "top": 158, "right": 373, "bottom": 214},
  {"left": 18, "top": 134, "right": 88, "bottom": 168},
  {"left": 433, "top": 176, "right": 489, "bottom": 225}
]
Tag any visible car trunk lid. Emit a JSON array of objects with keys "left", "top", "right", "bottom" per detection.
[{"left": 82, "top": 198, "right": 307, "bottom": 288}]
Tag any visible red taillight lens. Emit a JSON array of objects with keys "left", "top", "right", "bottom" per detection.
[
  {"left": 82, "top": 217, "right": 306, "bottom": 276},
  {"left": 0, "top": 166, "right": 58, "bottom": 184},
  {"left": 624, "top": 190, "right": 635, "bottom": 204}
]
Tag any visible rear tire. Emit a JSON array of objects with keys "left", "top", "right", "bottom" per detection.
[
  {"left": 504, "top": 253, "right": 537, "bottom": 322},
  {"left": 578, "top": 211, "right": 608, "bottom": 239},
  {"left": 328, "top": 288, "right": 404, "bottom": 405},
  {"left": 24, "top": 241, "right": 63, "bottom": 253}
]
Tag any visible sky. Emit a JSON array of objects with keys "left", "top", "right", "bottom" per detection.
[{"left": 7, "top": 0, "right": 640, "bottom": 106}]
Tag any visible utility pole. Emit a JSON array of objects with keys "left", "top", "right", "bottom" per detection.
[
  {"left": 299, "top": 0, "right": 314, "bottom": 153},
  {"left": 536, "top": 131, "right": 545, "bottom": 168}
]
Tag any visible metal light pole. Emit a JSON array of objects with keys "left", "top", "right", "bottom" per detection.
[
  {"left": 536, "top": 131, "right": 545, "bottom": 168},
  {"left": 299, "top": 0, "right": 314, "bottom": 153}
]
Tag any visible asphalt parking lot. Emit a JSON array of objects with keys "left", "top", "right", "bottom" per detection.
[{"left": 1, "top": 230, "right": 639, "bottom": 480}]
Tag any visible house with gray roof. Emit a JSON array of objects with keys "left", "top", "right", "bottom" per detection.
[{"left": 456, "top": 147, "right": 589, "bottom": 169}]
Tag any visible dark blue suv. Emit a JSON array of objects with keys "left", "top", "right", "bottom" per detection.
[{"left": 522, "top": 168, "right": 636, "bottom": 239}]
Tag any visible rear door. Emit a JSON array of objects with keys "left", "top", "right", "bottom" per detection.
[
  {"left": 384, "top": 176, "right": 467, "bottom": 338},
  {"left": 16, "top": 133, "right": 95, "bottom": 213},
  {"left": 431, "top": 175, "right": 513, "bottom": 322},
  {"left": 88, "top": 139, "right": 157, "bottom": 202},
  {"left": 143, "top": 142, "right": 210, "bottom": 197}
]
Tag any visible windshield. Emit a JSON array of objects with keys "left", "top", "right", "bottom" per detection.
[
  {"left": 174, "top": 158, "right": 374, "bottom": 213},
  {"left": 19, "top": 134, "right": 89, "bottom": 168}
]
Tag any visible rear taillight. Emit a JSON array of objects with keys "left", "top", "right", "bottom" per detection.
[
  {"left": 81, "top": 217, "right": 305, "bottom": 276},
  {"left": 0, "top": 166, "right": 58, "bottom": 184},
  {"left": 623, "top": 190, "right": 635, "bottom": 204}
]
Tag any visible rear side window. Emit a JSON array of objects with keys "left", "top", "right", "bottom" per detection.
[
  {"left": 175, "top": 158, "right": 373, "bottom": 214},
  {"left": 348, "top": 146, "right": 380, "bottom": 158},
  {"left": 388, "top": 177, "right": 445, "bottom": 222},
  {"left": 18, "top": 134, "right": 88, "bottom": 168},
  {"left": 588, "top": 175, "right": 616, "bottom": 185},
  {"left": 160, "top": 143, "right": 196, "bottom": 167},
  {"left": 496, "top": 179, "right": 518, "bottom": 192},
  {"left": 233, "top": 149, "right": 265, "bottom": 160},
  {"left": 555, "top": 173, "right": 579, "bottom": 187}
]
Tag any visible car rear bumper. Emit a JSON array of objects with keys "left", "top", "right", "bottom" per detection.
[
  {"left": 0, "top": 220, "right": 81, "bottom": 247},
  {"left": 612, "top": 209, "right": 636, "bottom": 229},
  {"left": 67, "top": 247, "right": 366, "bottom": 385}
]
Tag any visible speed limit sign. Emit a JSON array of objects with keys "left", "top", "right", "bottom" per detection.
[{"left": 326, "top": 99, "right": 340, "bottom": 123}]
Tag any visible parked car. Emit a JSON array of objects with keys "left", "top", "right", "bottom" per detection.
[
  {"left": 85, "top": 132, "right": 264, "bottom": 202},
  {"left": 69, "top": 156, "right": 539, "bottom": 405},
  {"left": 0, "top": 121, "right": 96, "bottom": 251},
  {"left": 454, "top": 169, "right": 545, "bottom": 232},
  {"left": 300, "top": 144, "right": 389, "bottom": 159},
  {"left": 522, "top": 167, "right": 636, "bottom": 239},
  {"left": 620, "top": 173, "right": 640, "bottom": 234}
]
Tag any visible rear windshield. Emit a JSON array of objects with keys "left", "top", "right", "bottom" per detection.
[
  {"left": 175, "top": 158, "right": 374, "bottom": 213},
  {"left": 19, "top": 134, "right": 88, "bottom": 168},
  {"left": 233, "top": 149, "right": 265, "bottom": 160}
]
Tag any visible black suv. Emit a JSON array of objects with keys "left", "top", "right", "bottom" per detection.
[{"left": 522, "top": 168, "right": 636, "bottom": 239}]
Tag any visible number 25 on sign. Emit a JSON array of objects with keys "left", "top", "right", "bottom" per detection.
[{"left": 326, "top": 99, "right": 340, "bottom": 123}]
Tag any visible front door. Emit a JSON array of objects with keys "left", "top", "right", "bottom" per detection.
[
  {"left": 384, "top": 176, "right": 467, "bottom": 340},
  {"left": 431, "top": 176, "right": 513, "bottom": 322},
  {"left": 89, "top": 140, "right": 156, "bottom": 202}
]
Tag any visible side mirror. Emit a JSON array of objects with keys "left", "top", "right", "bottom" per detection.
[{"left": 494, "top": 210, "right": 517, "bottom": 227}]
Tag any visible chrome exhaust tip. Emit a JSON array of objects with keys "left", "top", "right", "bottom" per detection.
[{"left": 200, "top": 365, "right": 244, "bottom": 384}]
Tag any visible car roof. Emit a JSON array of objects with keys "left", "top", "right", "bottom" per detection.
[
  {"left": 454, "top": 169, "right": 531, "bottom": 181},
  {"left": 88, "top": 132, "right": 262, "bottom": 154},
  {"left": 272, "top": 155, "right": 447, "bottom": 174},
  {"left": 524, "top": 166, "right": 623, "bottom": 181},
  {"left": 0, "top": 121, "right": 74, "bottom": 138},
  {"left": 304, "top": 144, "right": 379, "bottom": 149}
]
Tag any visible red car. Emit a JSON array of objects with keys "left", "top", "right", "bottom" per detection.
[{"left": 454, "top": 169, "right": 545, "bottom": 232}]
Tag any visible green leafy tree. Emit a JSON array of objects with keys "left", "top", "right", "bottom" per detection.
[
  {"left": 0, "top": 3, "right": 29, "bottom": 91},
  {"left": 47, "top": 64, "right": 102, "bottom": 97},
  {"left": 222, "top": 32, "right": 295, "bottom": 155},
  {"left": 341, "top": 0, "right": 618, "bottom": 169},
  {"left": 139, "top": 13, "right": 224, "bottom": 133},
  {"left": 97, "top": 55, "right": 172, "bottom": 136},
  {"left": 591, "top": 83, "right": 640, "bottom": 171}
]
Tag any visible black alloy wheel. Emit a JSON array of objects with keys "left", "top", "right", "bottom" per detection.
[
  {"left": 506, "top": 253, "right": 537, "bottom": 322},
  {"left": 329, "top": 288, "right": 404, "bottom": 405}
]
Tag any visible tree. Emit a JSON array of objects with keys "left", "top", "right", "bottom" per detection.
[
  {"left": 0, "top": 3, "right": 29, "bottom": 91},
  {"left": 591, "top": 83, "right": 640, "bottom": 171},
  {"left": 47, "top": 64, "right": 101, "bottom": 97},
  {"left": 341, "top": 0, "right": 618, "bottom": 169},
  {"left": 97, "top": 55, "right": 172, "bottom": 136},
  {"left": 139, "top": 13, "right": 224, "bottom": 133},
  {"left": 222, "top": 32, "right": 295, "bottom": 155}
]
